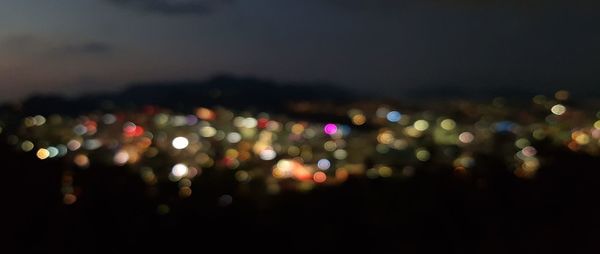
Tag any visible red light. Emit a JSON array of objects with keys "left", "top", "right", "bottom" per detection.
[
  {"left": 258, "top": 118, "right": 269, "bottom": 129},
  {"left": 124, "top": 125, "right": 144, "bottom": 137}
]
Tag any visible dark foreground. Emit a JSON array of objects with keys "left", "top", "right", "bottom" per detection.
[{"left": 3, "top": 142, "right": 600, "bottom": 254}]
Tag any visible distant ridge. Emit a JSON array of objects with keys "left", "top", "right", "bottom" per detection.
[
  {"left": 6, "top": 74, "right": 600, "bottom": 116},
  {"left": 16, "top": 74, "right": 357, "bottom": 115}
]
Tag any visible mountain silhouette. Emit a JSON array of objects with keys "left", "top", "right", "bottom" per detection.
[{"left": 16, "top": 74, "right": 357, "bottom": 115}]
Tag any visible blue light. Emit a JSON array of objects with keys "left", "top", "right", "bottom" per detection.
[
  {"left": 495, "top": 121, "right": 516, "bottom": 133},
  {"left": 386, "top": 111, "right": 402, "bottom": 122}
]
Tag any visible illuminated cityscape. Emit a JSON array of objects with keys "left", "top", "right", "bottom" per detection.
[
  {"left": 3, "top": 89, "right": 600, "bottom": 202},
  {"left": 3, "top": 0, "right": 600, "bottom": 253}
]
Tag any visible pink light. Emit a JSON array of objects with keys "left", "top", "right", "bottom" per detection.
[{"left": 323, "top": 123, "right": 337, "bottom": 135}]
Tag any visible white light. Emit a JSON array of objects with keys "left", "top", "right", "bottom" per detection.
[
  {"left": 172, "top": 137, "right": 189, "bottom": 149},
  {"left": 317, "top": 159, "right": 331, "bottom": 170},
  {"left": 226, "top": 132, "right": 242, "bottom": 143},
  {"left": 114, "top": 150, "right": 129, "bottom": 165},
  {"left": 259, "top": 148, "right": 277, "bottom": 160},
  {"left": 243, "top": 117, "right": 258, "bottom": 128},
  {"left": 47, "top": 146, "right": 59, "bottom": 158},
  {"left": 172, "top": 163, "right": 189, "bottom": 177},
  {"left": 33, "top": 115, "right": 46, "bottom": 126}
]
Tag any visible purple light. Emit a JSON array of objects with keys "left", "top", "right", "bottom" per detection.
[{"left": 323, "top": 123, "right": 338, "bottom": 135}]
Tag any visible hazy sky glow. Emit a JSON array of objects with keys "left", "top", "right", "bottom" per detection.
[{"left": 1, "top": 0, "right": 599, "bottom": 101}]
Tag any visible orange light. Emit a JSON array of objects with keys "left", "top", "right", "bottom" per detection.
[
  {"left": 63, "top": 194, "right": 77, "bottom": 205},
  {"left": 313, "top": 171, "right": 327, "bottom": 183},
  {"left": 196, "top": 107, "right": 216, "bottom": 120}
]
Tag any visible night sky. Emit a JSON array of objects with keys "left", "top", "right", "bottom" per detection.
[{"left": 1, "top": 0, "right": 599, "bottom": 101}]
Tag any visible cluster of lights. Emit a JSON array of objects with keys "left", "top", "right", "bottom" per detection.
[{"left": 4, "top": 89, "right": 600, "bottom": 202}]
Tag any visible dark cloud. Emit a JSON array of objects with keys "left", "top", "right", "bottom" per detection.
[
  {"left": 56, "top": 42, "right": 114, "bottom": 55},
  {"left": 323, "top": 0, "right": 598, "bottom": 10},
  {"left": 103, "top": 0, "right": 234, "bottom": 15},
  {"left": 322, "top": 0, "right": 409, "bottom": 11},
  {"left": 1, "top": 35, "right": 114, "bottom": 57}
]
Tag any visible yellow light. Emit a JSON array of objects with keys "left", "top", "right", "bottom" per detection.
[
  {"left": 24, "top": 117, "right": 35, "bottom": 127},
  {"left": 377, "top": 130, "right": 394, "bottom": 144},
  {"left": 351, "top": 114, "right": 366, "bottom": 125},
  {"left": 514, "top": 138, "right": 530, "bottom": 149},
  {"left": 291, "top": 123, "right": 304, "bottom": 135},
  {"left": 273, "top": 159, "right": 294, "bottom": 178},
  {"left": 152, "top": 114, "right": 168, "bottom": 126},
  {"left": 36, "top": 148, "right": 50, "bottom": 160},
  {"left": 594, "top": 120, "right": 600, "bottom": 129},
  {"left": 550, "top": 104, "right": 566, "bottom": 115},
  {"left": 413, "top": 120, "right": 429, "bottom": 131},
  {"left": 377, "top": 166, "right": 393, "bottom": 177},
  {"left": 235, "top": 171, "right": 250, "bottom": 182},
  {"left": 572, "top": 131, "right": 590, "bottom": 145},
  {"left": 523, "top": 159, "right": 540, "bottom": 172},
  {"left": 415, "top": 148, "right": 430, "bottom": 161},
  {"left": 404, "top": 127, "right": 422, "bottom": 138},
  {"left": 287, "top": 146, "right": 300, "bottom": 156},
  {"left": 200, "top": 126, "right": 217, "bottom": 137},
  {"left": 21, "top": 141, "right": 34, "bottom": 152},
  {"left": 273, "top": 159, "right": 311, "bottom": 180},
  {"left": 532, "top": 129, "right": 546, "bottom": 140},
  {"left": 323, "top": 141, "right": 337, "bottom": 151},
  {"left": 225, "top": 149, "right": 239, "bottom": 159},
  {"left": 333, "top": 149, "right": 348, "bottom": 160},
  {"left": 440, "top": 119, "right": 456, "bottom": 131}
]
